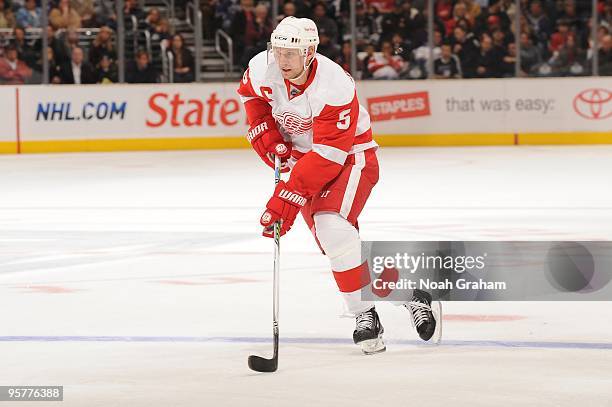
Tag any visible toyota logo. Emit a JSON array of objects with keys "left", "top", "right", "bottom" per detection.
[{"left": 573, "top": 89, "right": 612, "bottom": 120}]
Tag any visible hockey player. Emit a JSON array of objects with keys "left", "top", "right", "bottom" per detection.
[{"left": 238, "top": 16, "right": 439, "bottom": 354}]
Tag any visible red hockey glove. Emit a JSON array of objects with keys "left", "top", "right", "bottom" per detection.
[
  {"left": 260, "top": 181, "right": 307, "bottom": 238},
  {"left": 247, "top": 116, "right": 292, "bottom": 172}
]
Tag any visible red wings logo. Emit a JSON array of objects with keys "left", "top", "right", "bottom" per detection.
[
  {"left": 273, "top": 111, "right": 313, "bottom": 136},
  {"left": 573, "top": 89, "right": 612, "bottom": 120}
]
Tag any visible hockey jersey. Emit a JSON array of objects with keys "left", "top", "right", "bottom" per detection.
[{"left": 237, "top": 50, "right": 377, "bottom": 198}]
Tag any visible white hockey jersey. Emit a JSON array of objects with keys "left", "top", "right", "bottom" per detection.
[{"left": 237, "top": 51, "right": 377, "bottom": 197}]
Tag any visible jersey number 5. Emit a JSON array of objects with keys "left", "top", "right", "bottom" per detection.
[{"left": 337, "top": 109, "right": 351, "bottom": 130}]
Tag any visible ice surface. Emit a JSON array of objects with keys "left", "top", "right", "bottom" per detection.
[{"left": 0, "top": 146, "right": 611, "bottom": 406}]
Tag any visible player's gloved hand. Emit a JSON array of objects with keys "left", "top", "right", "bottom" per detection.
[
  {"left": 260, "top": 181, "right": 307, "bottom": 237},
  {"left": 247, "top": 116, "right": 292, "bottom": 173}
]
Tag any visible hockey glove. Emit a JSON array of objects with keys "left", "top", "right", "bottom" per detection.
[
  {"left": 260, "top": 181, "right": 306, "bottom": 238},
  {"left": 247, "top": 116, "right": 292, "bottom": 172}
]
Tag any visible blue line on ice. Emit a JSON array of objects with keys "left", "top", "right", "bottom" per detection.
[{"left": 0, "top": 336, "right": 611, "bottom": 349}]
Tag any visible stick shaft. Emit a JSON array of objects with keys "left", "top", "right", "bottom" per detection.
[{"left": 272, "top": 155, "right": 281, "bottom": 357}]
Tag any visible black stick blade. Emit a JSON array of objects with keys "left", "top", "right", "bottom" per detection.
[{"left": 248, "top": 355, "right": 278, "bottom": 372}]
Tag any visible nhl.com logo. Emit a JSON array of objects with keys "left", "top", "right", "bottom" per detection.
[{"left": 572, "top": 88, "right": 612, "bottom": 120}]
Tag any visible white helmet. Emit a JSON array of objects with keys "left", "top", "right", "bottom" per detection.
[{"left": 271, "top": 17, "right": 319, "bottom": 56}]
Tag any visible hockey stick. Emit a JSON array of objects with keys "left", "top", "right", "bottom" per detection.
[{"left": 248, "top": 155, "right": 282, "bottom": 372}]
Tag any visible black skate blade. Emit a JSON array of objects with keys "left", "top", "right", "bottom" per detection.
[{"left": 248, "top": 355, "right": 278, "bottom": 372}]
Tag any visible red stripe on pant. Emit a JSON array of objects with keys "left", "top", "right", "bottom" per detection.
[{"left": 332, "top": 262, "right": 371, "bottom": 293}]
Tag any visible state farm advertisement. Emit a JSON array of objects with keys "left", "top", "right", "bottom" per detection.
[{"left": 358, "top": 78, "right": 611, "bottom": 134}]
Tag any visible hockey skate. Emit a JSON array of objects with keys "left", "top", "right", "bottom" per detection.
[
  {"left": 405, "top": 289, "right": 443, "bottom": 344},
  {"left": 353, "top": 307, "right": 386, "bottom": 355}
]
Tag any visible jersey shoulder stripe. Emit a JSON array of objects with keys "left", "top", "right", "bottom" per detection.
[{"left": 307, "top": 55, "right": 356, "bottom": 115}]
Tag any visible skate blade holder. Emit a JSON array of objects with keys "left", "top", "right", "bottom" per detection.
[{"left": 360, "top": 335, "right": 386, "bottom": 355}]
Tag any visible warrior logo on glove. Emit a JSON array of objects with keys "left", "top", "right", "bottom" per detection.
[{"left": 260, "top": 181, "right": 306, "bottom": 237}]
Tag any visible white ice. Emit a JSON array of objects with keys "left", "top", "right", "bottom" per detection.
[{"left": 0, "top": 146, "right": 611, "bottom": 406}]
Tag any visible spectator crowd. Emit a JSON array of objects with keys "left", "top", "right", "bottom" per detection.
[
  {"left": 1, "top": 0, "right": 611, "bottom": 84},
  {"left": 0, "top": 0, "right": 196, "bottom": 84},
  {"left": 210, "top": 0, "right": 612, "bottom": 78}
]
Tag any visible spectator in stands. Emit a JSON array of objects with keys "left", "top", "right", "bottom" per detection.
[
  {"left": 596, "top": 34, "right": 612, "bottom": 75},
  {"left": 94, "top": 0, "right": 117, "bottom": 28},
  {"left": 124, "top": 0, "right": 145, "bottom": 22},
  {"left": 126, "top": 49, "right": 158, "bottom": 83},
  {"left": 72, "top": 0, "right": 95, "bottom": 27},
  {"left": 360, "top": 42, "right": 376, "bottom": 78},
  {"left": 558, "top": 0, "right": 582, "bottom": 34},
  {"left": 434, "top": 42, "right": 462, "bottom": 78},
  {"left": 335, "top": 41, "right": 352, "bottom": 73},
  {"left": 216, "top": 0, "right": 242, "bottom": 31},
  {"left": 354, "top": 2, "right": 380, "bottom": 51},
  {"left": 413, "top": 29, "right": 443, "bottom": 65},
  {"left": 380, "top": 3, "right": 400, "bottom": 42},
  {"left": 526, "top": 0, "right": 553, "bottom": 44},
  {"left": 312, "top": 2, "right": 338, "bottom": 45},
  {"left": 492, "top": 28, "right": 511, "bottom": 50},
  {"left": 552, "top": 34, "right": 587, "bottom": 75},
  {"left": 59, "top": 46, "right": 96, "bottom": 84},
  {"left": 445, "top": 2, "right": 470, "bottom": 36},
  {"left": 240, "top": 3, "right": 272, "bottom": 66},
  {"left": 0, "top": 43, "right": 32, "bottom": 84},
  {"left": 49, "top": 0, "right": 82, "bottom": 30},
  {"left": 13, "top": 26, "right": 37, "bottom": 69},
  {"left": 436, "top": 0, "right": 453, "bottom": 23},
  {"left": 451, "top": 25, "right": 479, "bottom": 77},
  {"left": 519, "top": 32, "right": 542, "bottom": 74},
  {"left": 43, "top": 25, "right": 63, "bottom": 65},
  {"left": 462, "top": 0, "right": 482, "bottom": 26},
  {"left": 550, "top": 19, "right": 571, "bottom": 53},
  {"left": 89, "top": 26, "right": 116, "bottom": 67},
  {"left": 232, "top": 1, "right": 273, "bottom": 67},
  {"left": 96, "top": 54, "right": 117, "bottom": 83},
  {"left": 501, "top": 42, "right": 517, "bottom": 76},
  {"left": 475, "top": 33, "right": 503, "bottom": 77},
  {"left": 317, "top": 27, "right": 341, "bottom": 60},
  {"left": 154, "top": 18, "right": 171, "bottom": 46},
  {"left": 0, "top": 0, "right": 15, "bottom": 29},
  {"left": 399, "top": 0, "right": 427, "bottom": 47},
  {"left": 55, "top": 28, "right": 79, "bottom": 67},
  {"left": 474, "top": 1, "right": 511, "bottom": 37},
  {"left": 277, "top": 0, "right": 297, "bottom": 23},
  {"left": 199, "top": 0, "right": 219, "bottom": 39},
  {"left": 391, "top": 32, "right": 412, "bottom": 61},
  {"left": 144, "top": 8, "right": 162, "bottom": 33},
  {"left": 41, "top": 46, "right": 62, "bottom": 83},
  {"left": 16, "top": 0, "right": 41, "bottom": 29},
  {"left": 367, "top": 40, "right": 406, "bottom": 79},
  {"left": 169, "top": 33, "right": 194, "bottom": 82},
  {"left": 230, "top": 0, "right": 254, "bottom": 67}
]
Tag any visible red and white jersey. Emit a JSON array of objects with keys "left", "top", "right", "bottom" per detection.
[{"left": 238, "top": 51, "right": 377, "bottom": 198}]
